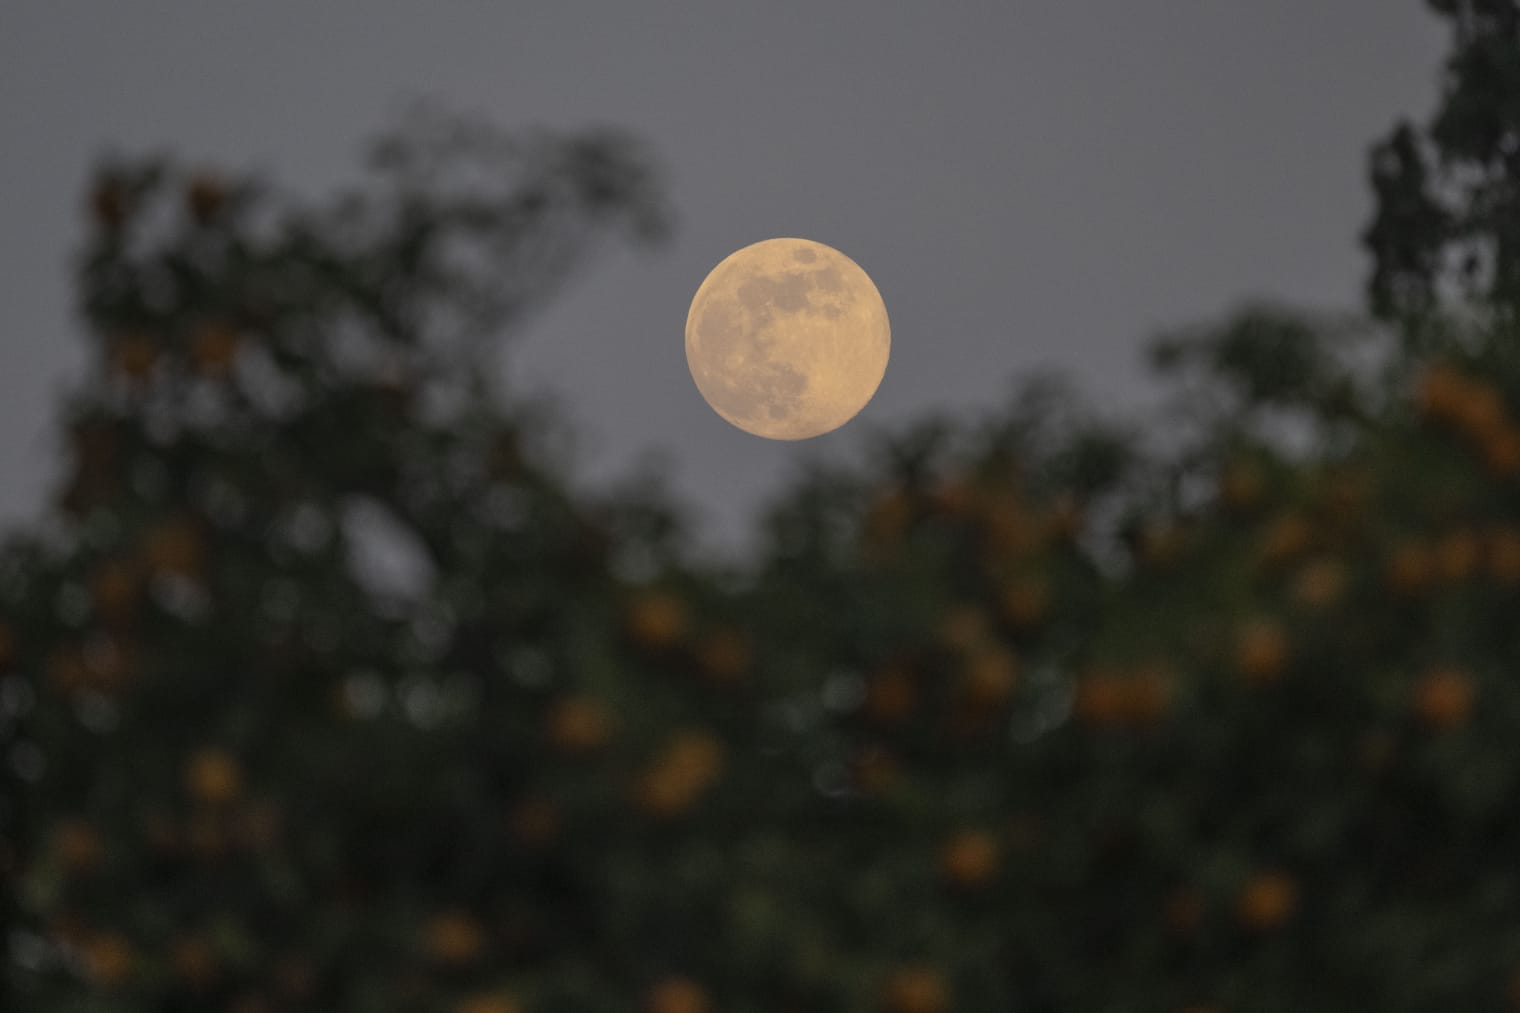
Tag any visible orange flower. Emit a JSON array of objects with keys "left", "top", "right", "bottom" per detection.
[
  {"left": 1320, "top": 470, "right": 1371, "bottom": 526},
  {"left": 1292, "top": 557, "right": 1347, "bottom": 610},
  {"left": 1236, "top": 871, "right": 1298, "bottom": 931},
  {"left": 89, "top": 557, "right": 141, "bottom": 625},
  {"left": 1258, "top": 514, "right": 1312, "bottom": 568},
  {"left": 1385, "top": 540, "right": 1434, "bottom": 595},
  {"left": 864, "top": 666, "right": 917, "bottom": 725},
  {"left": 187, "top": 812, "right": 229, "bottom": 862},
  {"left": 1421, "top": 367, "right": 1520, "bottom": 471},
  {"left": 70, "top": 420, "right": 120, "bottom": 475},
  {"left": 507, "top": 797, "right": 560, "bottom": 848},
  {"left": 171, "top": 935, "right": 220, "bottom": 989},
  {"left": 546, "top": 695, "right": 615, "bottom": 754},
  {"left": 186, "top": 749, "right": 242, "bottom": 805},
  {"left": 1073, "top": 670, "right": 1128, "bottom": 727},
  {"left": 143, "top": 517, "right": 205, "bottom": 580},
  {"left": 48, "top": 913, "right": 90, "bottom": 949},
  {"left": 999, "top": 576, "right": 1050, "bottom": 630},
  {"left": 647, "top": 976, "right": 710, "bottom": 1013},
  {"left": 1072, "top": 667, "right": 1177, "bottom": 726},
  {"left": 1356, "top": 730, "right": 1396, "bottom": 774},
  {"left": 940, "top": 829, "right": 1001, "bottom": 890},
  {"left": 1483, "top": 428, "right": 1520, "bottom": 478},
  {"left": 186, "top": 175, "right": 228, "bottom": 224},
  {"left": 190, "top": 323, "right": 242, "bottom": 376},
  {"left": 979, "top": 491, "right": 1040, "bottom": 559},
  {"left": 864, "top": 487, "right": 914, "bottom": 549},
  {"left": 1164, "top": 888, "right": 1205, "bottom": 935},
  {"left": 1124, "top": 665, "right": 1175, "bottom": 723},
  {"left": 82, "top": 636, "right": 137, "bottom": 693},
  {"left": 1435, "top": 529, "right": 1480, "bottom": 582},
  {"left": 1236, "top": 619, "right": 1289, "bottom": 685},
  {"left": 272, "top": 954, "right": 316, "bottom": 1001},
  {"left": 456, "top": 994, "right": 522, "bottom": 1013},
  {"left": 90, "top": 178, "right": 130, "bottom": 230},
  {"left": 422, "top": 911, "right": 485, "bottom": 966},
  {"left": 927, "top": 477, "right": 974, "bottom": 519},
  {"left": 1219, "top": 460, "right": 1265, "bottom": 512},
  {"left": 238, "top": 799, "right": 283, "bottom": 851},
  {"left": 1490, "top": 529, "right": 1520, "bottom": 585},
  {"left": 695, "top": 628, "right": 751, "bottom": 684},
  {"left": 46, "top": 647, "right": 89, "bottom": 694},
  {"left": 1137, "top": 522, "right": 1185, "bottom": 567},
  {"left": 1042, "top": 494, "right": 1085, "bottom": 544},
  {"left": 662, "top": 730, "right": 725, "bottom": 785},
  {"left": 961, "top": 644, "right": 1018, "bottom": 707},
  {"left": 938, "top": 605, "right": 990, "bottom": 652},
  {"left": 140, "top": 811, "right": 183, "bottom": 858},
  {"left": 633, "top": 766, "right": 703, "bottom": 818},
  {"left": 851, "top": 747, "right": 901, "bottom": 796},
  {"left": 53, "top": 819, "right": 105, "bottom": 876},
  {"left": 1413, "top": 668, "right": 1476, "bottom": 730},
  {"left": 371, "top": 369, "right": 417, "bottom": 418},
  {"left": 1416, "top": 364, "right": 1472, "bottom": 425},
  {"left": 112, "top": 334, "right": 159, "bottom": 380},
  {"left": 883, "top": 966, "right": 950, "bottom": 1013},
  {"left": 625, "top": 590, "right": 689, "bottom": 651},
  {"left": 84, "top": 933, "right": 136, "bottom": 988},
  {"left": 1455, "top": 382, "right": 1509, "bottom": 440},
  {"left": 634, "top": 731, "right": 725, "bottom": 818}
]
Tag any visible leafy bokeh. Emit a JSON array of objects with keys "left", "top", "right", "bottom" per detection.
[{"left": 5, "top": 4, "right": 1520, "bottom": 1011}]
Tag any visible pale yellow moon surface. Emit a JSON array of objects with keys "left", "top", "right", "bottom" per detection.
[{"left": 685, "top": 237, "right": 890, "bottom": 440}]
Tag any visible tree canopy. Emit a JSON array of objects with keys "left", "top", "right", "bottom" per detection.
[{"left": 7, "top": 5, "right": 1520, "bottom": 1012}]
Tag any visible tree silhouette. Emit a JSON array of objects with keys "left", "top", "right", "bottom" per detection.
[{"left": 1365, "top": 0, "right": 1520, "bottom": 320}]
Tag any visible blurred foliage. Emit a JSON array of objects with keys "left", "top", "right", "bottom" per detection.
[
  {"left": 8, "top": 5, "right": 1520, "bottom": 1011},
  {"left": 1365, "top": 0, "right": 1520, "bottom": 320}
]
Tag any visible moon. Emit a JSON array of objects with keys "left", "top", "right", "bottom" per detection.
[{"left": 685, "top": 238, "right": 890, "bottom": 440}]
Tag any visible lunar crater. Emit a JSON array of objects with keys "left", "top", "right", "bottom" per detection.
[{"left": 686, "top": 238, "right": 889, "bottom": 440}]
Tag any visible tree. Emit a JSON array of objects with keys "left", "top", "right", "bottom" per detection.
[
  {"left": 10, "top": 5, "right": 1520, "bottom": 1011},
  {"left": 0, "top": 112, "right": 734, "bottom": 1013},
  {"left": 1365, "top": 0, "right": 1520, "bottom": 320},
  {"left": 744, "top": 299, "right": 1520, "bottom": 1010}
]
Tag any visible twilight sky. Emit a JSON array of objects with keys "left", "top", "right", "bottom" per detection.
[{"left": 0, "top": 3, "right": 1445, "bottom": 555}]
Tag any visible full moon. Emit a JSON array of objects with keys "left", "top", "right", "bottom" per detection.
[{"left": 685, "top": 238, "right": 890, "bottom": 440}]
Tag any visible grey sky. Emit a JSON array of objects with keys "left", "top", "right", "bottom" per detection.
[{"left": 0, "top": 3, "right": 1445, "bottom": 555}]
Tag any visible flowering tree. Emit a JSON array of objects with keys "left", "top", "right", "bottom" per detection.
[{"left": 7, "top": 4, "right": 1520, "bottom": 1011}]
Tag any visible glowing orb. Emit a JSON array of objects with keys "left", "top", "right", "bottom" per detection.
[{"left": 685, "top": 237, "right": 890, "bottom": 440}]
